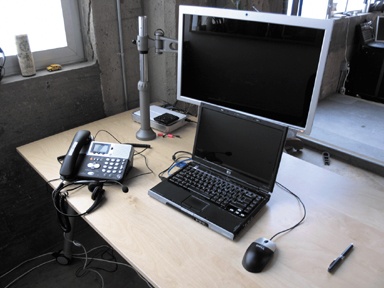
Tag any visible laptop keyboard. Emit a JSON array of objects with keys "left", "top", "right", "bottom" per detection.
[{"left": 169, "top": 164, "right": 265, "bottom": 218}]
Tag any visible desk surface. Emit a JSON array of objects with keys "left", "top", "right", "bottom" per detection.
[{"left": 17, "top": 110, "right": 384, "bottom": 288}]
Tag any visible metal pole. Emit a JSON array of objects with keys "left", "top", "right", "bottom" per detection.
[
  {"left": 136, "top": 16, "right": 156, "bottom": 141},
  {"left": 56, "top": 206, "right": 75, "bottom": 265}
]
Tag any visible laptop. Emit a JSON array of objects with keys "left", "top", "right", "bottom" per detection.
[{"left": 148, "top": 103, "right": 287, "bottom": 240}]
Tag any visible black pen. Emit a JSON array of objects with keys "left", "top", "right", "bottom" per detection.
[{"left": 328, "top": 243, "right": 354, "bottom": 273}]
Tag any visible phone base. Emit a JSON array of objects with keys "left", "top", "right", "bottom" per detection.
[{"left": 76, "top": 142, "right": 134, "bottom": 181}]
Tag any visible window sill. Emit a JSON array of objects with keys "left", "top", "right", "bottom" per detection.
[
  {"left": 0, "top": 61, "right": 97, "bottom": 85},
  {"left": 332, "top": 12, "right": 370, "bottom": 19}
]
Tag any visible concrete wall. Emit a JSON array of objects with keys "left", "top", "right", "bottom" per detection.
[
  {"left": 141, "top": 0, "right": 286, "bottom": 106},
  {"left": 0, "top": 63, "right": 104, "bottom": 275},
  {"left": 0, "top": 0, "right": 371, "bottom": 276},
  {"left": 140, "top": 1, "right": 372, "bottom": 105},
  {"left": 89, "top": 0, "right": 286, "bottom": 114},
  {"left": 0, "top": 0, "right": 202, "bottom": 275}
]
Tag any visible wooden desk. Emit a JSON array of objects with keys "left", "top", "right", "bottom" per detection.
[{"left": 17, "top": 110, "right": 384, "bottom": 287}]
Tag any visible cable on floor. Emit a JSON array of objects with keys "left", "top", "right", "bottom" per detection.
[{"left": 1, "top": 241, "right": 153, "bottom": 288}]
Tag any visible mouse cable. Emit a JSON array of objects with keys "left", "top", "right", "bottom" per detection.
[{"left": 269, "top": 182, "right": 307, "bottom": 241}]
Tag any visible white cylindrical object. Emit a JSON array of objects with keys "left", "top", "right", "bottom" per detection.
[
  {"left": 138, "top": 16, "right": 147, "bottom": 37},
  {"left": 15, "top": 34, "right": 36, "bottom": 77}
]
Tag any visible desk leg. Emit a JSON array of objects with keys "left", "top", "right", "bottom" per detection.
[{"left": 56, "top": 206, "right": 76, "bottom": 265}]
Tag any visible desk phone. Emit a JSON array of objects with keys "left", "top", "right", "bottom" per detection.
[{"left": 60, "top": 130, "right": 134, "bottom": 182}]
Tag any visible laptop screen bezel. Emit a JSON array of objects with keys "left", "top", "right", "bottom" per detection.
[
  {"left": 192, "top": 102, "right": 287, "bottom": 192},
  {"left": 376, "top": 16, "right": 384, "bottom": 42}
]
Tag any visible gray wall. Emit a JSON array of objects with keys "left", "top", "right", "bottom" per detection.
[
  {"left": 0, "top": 63, "right": 104, "bottom": 275},
  {"left": 0, "top": 0, "right": 372, "bottom": 276},
  {"left": 0, "top": 0, "right": 212, "bottom": 276},
  {"left": 95, "top": 0, "right": 287, "bottom": 114}
]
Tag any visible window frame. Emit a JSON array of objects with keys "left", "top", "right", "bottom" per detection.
[{"left": 2, "top": 0, "right": 84, "bottom": 76}]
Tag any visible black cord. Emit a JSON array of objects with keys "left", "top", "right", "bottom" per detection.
[
  {"left": 158, "top": 150, "right": 192, "bottom": 180},
  {"left": 55, "top": 129, "right": 154, "bottom": 184},
  {"left": 52, "top": 182, "right": 90, "bottom": 218},
  {"left": 160, "top": 100, "right": 198, "bottom": 117},
  {"left": 185, "top": 118, "right": 197, "bottom": 124},
  {"left": 93, "top": 129, "right": 122, "bottom": 143},
  {"left": 94, "top": 129, "right": 151, "bottom": 149},
  {"left": 269, "top": 182, "right": 307, "bottom": 241},
  {"left": 76, "top": 246, "right": 118, "bottom": 277},
  {"left": 127, "top": 150, "right": 155, "bottom": 180},
  {"left": 171, "top": 150, "right": 192, "bottom": 161},
  {"left": 51, "top": 129, "right": 155, "bottom": 232}
]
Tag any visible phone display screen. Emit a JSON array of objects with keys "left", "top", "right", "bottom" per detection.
[{"left": 91, "top": 143, "right": 111, "bottom": 154}]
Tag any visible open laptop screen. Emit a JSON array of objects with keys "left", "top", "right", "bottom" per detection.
[{"left": 193, "top": 103, "right": 287, "bottom": 191}]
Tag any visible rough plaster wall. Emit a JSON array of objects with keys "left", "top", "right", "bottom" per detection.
[
  {"left": 140, "top": 0, "right": 294, "bottom": 107},
  {"left": 91, "top": 0, "right": 284, "bottom": 114},
  {"left": 141, "top": 1, "right": 366, "bottom": 104},
  {"left": 0, "top": 64, "right": 104, "bottom": 275},
  {"left": 90, "top": 0, "right": 142, "bottom": 115},
  {"left": 79, "top": 0, "right": 97, "bottom": 61},
  {"left": 141, "top": 0, "right": 180, "bottom": 105},
  {"left": 90, "top": 0, "right": 359, "bottom": 113}
]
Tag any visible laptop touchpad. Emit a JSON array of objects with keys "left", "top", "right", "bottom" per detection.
[{"left": 182, "top": 196, "right": 208, "bottom": 212}]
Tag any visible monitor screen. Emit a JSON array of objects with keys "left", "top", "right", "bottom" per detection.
[
  {"left": 177, "top": 6, "right": 334, "bottom": 134},
  {"left": 376, "top": 16, "right": 384, "bottom": 42}
]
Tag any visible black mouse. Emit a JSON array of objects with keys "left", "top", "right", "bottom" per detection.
[{"left": 242, "top": 237, "right": 276, "bottom": 273}]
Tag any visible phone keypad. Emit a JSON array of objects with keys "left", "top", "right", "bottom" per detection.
[
  {"left": 102, "top": 158, "right": 126, "bottom": 176},
  {"left": 80, "top": 157, "right": 127, "bottom": 180}
]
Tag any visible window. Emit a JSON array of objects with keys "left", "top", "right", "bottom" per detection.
[
  {"left": 287, "top": 0, "right": 372, "bottom": 19},
  {"left": 0, "top": 0, "right": 84, "bottom": 76},
  {"left": 301, "top": 0, "right": 330, "bottom": 19},
  {"left": 332, "top": 0, "right": 370, "bottom": 14}
]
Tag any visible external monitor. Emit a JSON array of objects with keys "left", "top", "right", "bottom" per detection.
[
  {"left": 177, "top": 5, "right": 334, "bottom": 134},
  {"left": 375, "top": 16, "right": 384, "bottom": 42}
]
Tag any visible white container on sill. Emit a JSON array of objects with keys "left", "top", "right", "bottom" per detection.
[{"left": 15, "top": 34, "right": 36, "bottom": 77}]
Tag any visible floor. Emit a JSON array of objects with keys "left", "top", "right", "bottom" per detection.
[
  {"left": 2, "top": 93, "right": 383, "bottom": 288},
  {"left": 0, "top": 219, "right": 151, "bottom": 288},
  {"left": 298, "top": 93, "right": 384, "bottom": 177},
  {"left": 293, "top": 93, "right": 384, "bottom": 191}
]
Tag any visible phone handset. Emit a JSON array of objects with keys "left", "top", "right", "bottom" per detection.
[{"left": 60, "top": 130, "right": 92, "bottom": 180}]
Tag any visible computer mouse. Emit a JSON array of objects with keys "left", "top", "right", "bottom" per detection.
[{"left": 242, "top": 237, "right": 276, "bottom": 273}]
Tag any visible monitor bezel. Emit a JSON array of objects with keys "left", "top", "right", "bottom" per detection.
[
  {"left": 176, "top": 5, "right": 334, "bottom": 134},
  {"left": 375, "top": 16, "right": 384, "bottom": 42}
]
